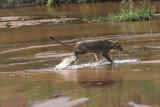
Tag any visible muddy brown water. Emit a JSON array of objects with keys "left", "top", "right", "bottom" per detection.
[{"left": 0, "top": 2, "right": 160, "bottom": 107}]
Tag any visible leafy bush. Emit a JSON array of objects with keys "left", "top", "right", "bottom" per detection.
[
  {"left": 47, "top": 0, "right": 54, "bottom": 6},
  {"left": 108, "top": 0, "right": 155, "bottom": 21},
  {"left": 0, "top": 0, "right": 47, "bottom": 8},
  {"left": 0, "top": 0, "right": 109, "bottom": 8}
]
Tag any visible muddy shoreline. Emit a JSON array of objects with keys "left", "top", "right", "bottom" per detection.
[
  {"left": 0, "top": 16, "right": 79, "bottom": 28},
  {"left": 1, "top": 14, "right": 160, "bottom": 29}
]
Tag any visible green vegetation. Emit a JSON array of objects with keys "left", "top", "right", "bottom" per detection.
[
  {"left": 108, "top": 0, "right": 155, "bottom": 21},
  {"left": 0, "top": 0, "right": 103, "bottom": 8},
  {"left": 0, "top": 0, "right": 155, "bottom": 22},
  {"left": 47, "top": 0, "right": 53, "bottom": 6},
  {"left": 0, "top": 0, "right": 46, "bottom": 8},
  {"left": 47, "top": 0, "right": 104, "bottom": 6}
]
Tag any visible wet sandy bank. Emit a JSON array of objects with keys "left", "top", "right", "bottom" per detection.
[{"left": 0, "top": 16, "right": 79, "bottom": 28}]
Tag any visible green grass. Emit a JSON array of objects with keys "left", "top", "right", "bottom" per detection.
[
  {"left": 108, "top": 0, "right": 155, "bottom": 22},
  {"left": 108, "top": 9, "right": 154, "bottom": 22},
  {"left": 47, "top": 0, "right": 53, "bottom": 6}
]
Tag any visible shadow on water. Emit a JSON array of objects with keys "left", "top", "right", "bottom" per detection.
[{"left": 0, "top": 1, "right": 160, "bottom": 107}]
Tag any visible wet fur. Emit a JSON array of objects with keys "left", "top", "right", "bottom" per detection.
[
  {"left": 50, "top": 37, "right": 123, "bottom": 64},
  {"left": 74, "top": 40, "right": 123, "bottom": 64}
]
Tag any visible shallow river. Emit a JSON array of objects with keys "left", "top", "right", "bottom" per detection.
[{"left": 0, "top": 2, "right": 160, "bottom": 107}]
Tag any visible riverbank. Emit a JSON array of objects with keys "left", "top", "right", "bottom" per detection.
[
  {"left": 0, "top": 16, "right": 79, "bottom": 28},
  {"left": 0, "top": 14, "right": 160, "bottom": 29},
  {"left": 0, "top": 0, "right": 112, "bottom": 8},
  {"left": 0, "top": 0, "right": 159, "bottom": 8}
]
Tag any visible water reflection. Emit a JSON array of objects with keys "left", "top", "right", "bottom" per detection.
[
  {"left": 0, "top": 2, "right": 159, "bottom": 17},
  {"left": 1, "top": 70, "right": 160, "bottom": 107},
  {"left": 0, "top": 3, "right": 119, "bottom": 17},
  {"left": 0, "top": 2, "right": 160, "bottom": 107},
  {"left": 0, "top": 20, "right": 160, "bottom": 44}
]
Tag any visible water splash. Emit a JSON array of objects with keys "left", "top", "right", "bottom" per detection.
[
  {"left": 55, "top": 55, "right": 76, "bottom": 70},
  {"left": 67, "top": 59, "right": 138, "bottom": 69},
  {"left": 114, "top": 59, "right": 138, "bottom": 63},
  {"left": 55, "top": 57, "right": 138, "bottom": 70},
  {"left": 128, "top": 101, "right": 152, "bottom": 107},
  {"left": 31, "top": 97, "right": 89, "bottom": 107}
]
